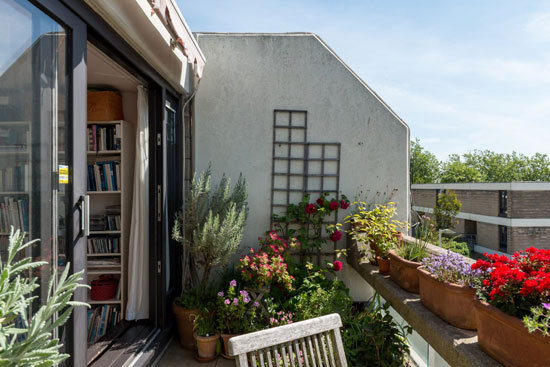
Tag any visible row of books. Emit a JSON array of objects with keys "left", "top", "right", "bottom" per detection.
[
  {"left": 87, "top": 305, "right": 121, "bottom": 344},
  {"left": 87, "top": 125, "right": 121, "bottom": 151},
  {"left": 0, "top": 127, "right": 29, "bottom": 149},
  {"left": 0, "top": 197, "right": 28, "bottom": 233},
  {"left": 90, "top": 214, "right": 120, "bottom": 231},
  {"left": 87, "top": 237, "right": 120, "bottom": 254},
  {"left": 87, "top": 161, "right": 120, "bottom": 191},
  {"left": 0, "top": 164, "right": 28, "bottom": 192}
]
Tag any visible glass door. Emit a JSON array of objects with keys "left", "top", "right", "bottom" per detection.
[{"left": 1, "top": 1, "right": 87, "bottom": 365}]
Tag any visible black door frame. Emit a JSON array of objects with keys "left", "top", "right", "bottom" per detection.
[{"left": 27, "top": 0, "right": 185, "bottom": 365}]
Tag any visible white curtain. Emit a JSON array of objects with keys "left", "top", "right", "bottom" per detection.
[{"left": 126, "top": 85, "right": 149, "bottom": 320}]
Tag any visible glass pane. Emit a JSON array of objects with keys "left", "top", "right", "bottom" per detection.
[{"left": 0, "top": 0, "right": 69, "bottom": 349}]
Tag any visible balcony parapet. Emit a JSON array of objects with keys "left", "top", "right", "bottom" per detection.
[{"left": 348, "top": 237, "right": 503, "bottom": 367}]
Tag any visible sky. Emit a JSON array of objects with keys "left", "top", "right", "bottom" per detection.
[{"left": 177, "top": 1, "right": 550, "bottom": 160}]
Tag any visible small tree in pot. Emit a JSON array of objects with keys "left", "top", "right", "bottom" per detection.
[{"left": 172, "top": 164, "right": 248, "bottom": 349}]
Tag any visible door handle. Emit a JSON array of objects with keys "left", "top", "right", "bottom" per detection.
[{"left": 77, "top": 195, "right": 90, "bottom": 237}]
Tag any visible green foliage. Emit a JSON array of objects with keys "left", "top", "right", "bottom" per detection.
[
  {"left": 345, "top": 202, "right": 404, "bottom": 259},
  {"left": 342, "top": 294, "right": 413, "bottom": 367},
  {"left": 412, "top": 139, "right": 550, "bottom": 183},
  {"left": 287, "top": 263, "right": 352, "bottom": 321},
  {"left": 523, "top": 305, "right": 550, "bottom": 337},
  {"left": 441, "top": 239, "right": 470, "bottom": 257},
  {"left": 176, "top": 285, "right": 216, "bottom": 310},
  {"left": 192, "top": 309, "right": 217, "bottom": 337},
  {"left": 396, "top": 239, "right": 429, "bottom": 262},
  {"left": 410, "top": 138, "right": 440, "bottom": 184},
  {"left": 215, "top": 280, "right": 258, "bottom": 334},
  {"left": 433, "top": 190, "right": 462, "bottom": 230},
  {"left": 173, "top": 164, "right": 248, "bottom": 289},
  {"left": 0, "top": 229, "right": 88, "bottom": 367}
]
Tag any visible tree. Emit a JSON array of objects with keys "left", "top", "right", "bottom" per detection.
[
  {"left": 410, "top": 139, "right": 440, "bottom": 184},
  {"left": 440, "top": 155, "right": 483, "bottom": 183},
  {"left": 433, "top": 190, "right": 462, "bottom": 230}
]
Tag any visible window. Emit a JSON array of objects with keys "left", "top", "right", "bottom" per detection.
[
  {"left": 499, "top": 190, "right": 508, "bottom": 217},
  {"left": 499, "top": 225, "right": 508, "bottom": 252}
]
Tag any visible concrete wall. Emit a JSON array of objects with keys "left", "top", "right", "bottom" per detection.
[{"left": 193, "top": 33, "right": 410, "bottom": 300}]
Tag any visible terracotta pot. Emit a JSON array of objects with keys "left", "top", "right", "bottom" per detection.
[
  {"left": 376, "top": 256, "right": 390, "bottom": 275},
  {"left": 417, "top": 267, "right": 476, "bottom": 330},
  {"left": 221, "top": 333, "right": 238, "bottom": 360},
  {"left": 194, "top": 333, "right": 219, "bottom": 362},
  {"left": 172, "top": 301, "right": 198, "bottom": 350},
  {"left": 393, "top": 232, "right": 404, "bottom": 245},
  {"left": 474, "top": 299, "right": 550, "bottom": 367},
  {"left": 388, "top": 250, "right": 421, "bottom": 294}
]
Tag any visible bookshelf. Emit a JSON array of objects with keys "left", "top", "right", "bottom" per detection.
[{"left": 86, "top": 120, "right": 135, "bottom": 345}]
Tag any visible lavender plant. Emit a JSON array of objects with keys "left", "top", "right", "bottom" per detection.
[{"left": 421, "top": 251, "right": 482, "bottom": 287}]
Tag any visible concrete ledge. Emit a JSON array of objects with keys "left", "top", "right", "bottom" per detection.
[{"left": 351, "top": 260, "right": 502, "bottom": 367}]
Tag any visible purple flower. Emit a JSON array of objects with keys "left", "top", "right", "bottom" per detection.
[
  {"left": 229, "top": 279, "right": 237, "bottom": 287},
  {"left": 542, "top": 303, "right": 550, "bottom": 310},
  {"left": 253, "top": 301, "right": 260, "bottom": 308},
  {"left": 243, "top": 296, "right": 250, "bottom": 304},
  {"left": 239, "top": 290, "right": 248, "bottom": 297},
  {"left": 233, "top": 298, "right": 239, "bottom": 306},
  {"left": 217, "top": 291, "right": 224, "bottom": 297},
  {"left": 224, "top": 299, "right": 230, "bottom": 305}
]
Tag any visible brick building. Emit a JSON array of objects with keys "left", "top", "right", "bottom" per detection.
[{"left": 411, "top": 183, "right": 550, "bottom": 255}]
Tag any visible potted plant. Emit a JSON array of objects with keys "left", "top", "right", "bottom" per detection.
[
  {"left": 192, "top": 310, "right": 220, "bottom": 362},
  {"left": 172, "top": 165, "right": 248, "bottom": 349},
  {"left": 346, "top": 202, "right": 403, "bottom": 265},
  {"left": 388, "top": 216, "right": 430, "bottom": 294},
  {"left": 418, "top": 251, "right": 481, "bottom": 330},
  {"left": 471, "top": 248, "right": 550, "bottom": 367},
  {"left": 374, "top": 241, "right": 394, "bottom": 275},
  {"left": 216, "top": 280, "right": 259, "bottom": 359}
]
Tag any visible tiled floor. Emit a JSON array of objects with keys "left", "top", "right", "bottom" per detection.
[{"left": 154, "top": 338, "right": 235, "bottom": 367}]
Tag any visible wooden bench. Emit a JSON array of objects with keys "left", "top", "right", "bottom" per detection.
[{"left": 228, "top": 313, "right": 348, "bottom": 367}]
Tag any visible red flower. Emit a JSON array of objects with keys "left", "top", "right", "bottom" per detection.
[
  {"left": 330, "top": 230, "right": 342, "bottom": 242},
  {"left": 340, "top": 200, "right": 350, "bottom": 209},
  {"left": 305, "top": 204, "right": 317, "bottom": 214},
  {"left": 316, "top": 198, "right": 324, "bottom": 206},
  {"left": 329, "top": 201, "right": 339, "bottom": 211},
  {"left": 333, "top": 260, "right": 343, "bottom": 272}
]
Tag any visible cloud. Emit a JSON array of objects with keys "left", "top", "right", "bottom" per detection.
[{"left": 525, "top": 12, "right": 550, "bottom": 42}]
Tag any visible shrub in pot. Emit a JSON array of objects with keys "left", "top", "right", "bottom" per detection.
[
  {"left": 216, "top": 280, "right": 259, "bottom": 359},
  {"left": 172, "top": 165, "right": 248, "bottom": 348},
  {"left": 192, "top": 310, "right": 219, "bottom": 362},
  {"left": 389, "top": 238, "right": 429, "bottom": 294},
  {"left": 346, "top": 202, "right": 403, "bottom": 265},
  {"left": 418, "top": 251, "right": 481, "bottom": 330},
  {"left": 471, "top": 248, "right": 550, "bottom": 367}
]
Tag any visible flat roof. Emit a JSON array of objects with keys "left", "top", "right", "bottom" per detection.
[{"left": 412, "top": 182, "right": 550, "bottom": 191}]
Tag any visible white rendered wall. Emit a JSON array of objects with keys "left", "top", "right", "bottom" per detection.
[{"left": 193, "top": 34, "right": 410, "bottom": 300}]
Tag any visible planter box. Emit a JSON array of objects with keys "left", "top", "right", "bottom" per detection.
[
  {"left": 388, "top": 250, "right": 421, "bottom": 293},
  {"left": 88, "top": 91, "right": 123, "bottom": 121},
  {"left": 474, "top": 298, "right": 550, "bottom": 367},
  {"left": 417, "top": 267, "right": 476, "bottom": 330}
]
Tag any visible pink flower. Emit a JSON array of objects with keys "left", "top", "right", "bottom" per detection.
[
  {"left": 253, "top": 301, "right": 260, "bottom": 307},
  {"left": 330, "top": 230, "right": 342, "bottom": 242},
  {"left": 305, "top": 204, "right": 317, "bottom": 214},
  {"left": 333, "top": 260, "right": 343, "bottom": 272},
  {"left": 233, "top": 298, "right": 239, "bottom": 306},
  {"left": 329, "top": 201, "right": 339, "bottom": 211},
  {"left": 224, "top": 299, "right": 230, "bottom": 305},
  {"left": 229, "top": 279, "right": 237, "bottom": 287},
  {"left": 340, "top": 200, "right": 350, "bottom": 209},
  {"left": 217, "top": 291, "right": 224, "bottom": 297},
  {"left": 316, "top": 198, "right": 324, "bottom": 206}
]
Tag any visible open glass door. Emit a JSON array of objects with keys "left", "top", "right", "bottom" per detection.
[{"left": 1, "top": 1, "right": 87, "bottom": 365}]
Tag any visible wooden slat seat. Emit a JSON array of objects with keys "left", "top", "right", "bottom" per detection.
[{"left": 228, "top": 313, "right": 347, "bottom": 367}]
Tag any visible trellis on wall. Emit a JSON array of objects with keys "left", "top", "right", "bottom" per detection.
[{"left": 270, "top": 110, "right": 342, "bottom": 264}]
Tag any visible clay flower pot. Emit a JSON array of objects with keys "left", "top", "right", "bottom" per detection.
[
  {"left": 172, "top": 301, "right": 198, "bottom": 350},
  {"left": 417, "top": 266, "right": 476, "bottom": 330},
  {"left": 221, "top": 333, "right": 239, "bottom": 360},
  {"left": 194, "top": 333, "right": 220, "bottom": 362},
  {"left": 473, "top": 299, "right": 550, "bottom": 367},
  {"left": 388, "top": 250, "right": 421, "bottom": 294},
  {"left": 376, "top": 256, "right": 390, "bottom": 275}
]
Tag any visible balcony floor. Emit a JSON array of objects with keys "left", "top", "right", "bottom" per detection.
[{"left": 155, "top": 338, "right": 235, "bottom": 367}]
